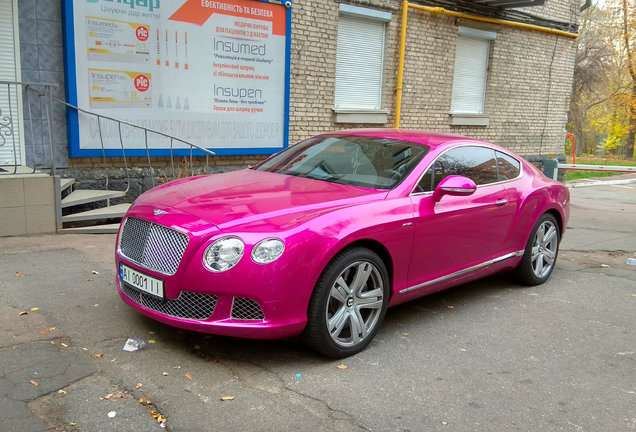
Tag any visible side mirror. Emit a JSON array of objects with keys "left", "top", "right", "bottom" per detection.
[{"left": 433, "top": 175, "right": 477, "bottom": 202}]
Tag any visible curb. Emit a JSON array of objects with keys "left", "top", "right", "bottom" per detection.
[{"left": 567, "top": 178, "right": 636, "bottom": 189}]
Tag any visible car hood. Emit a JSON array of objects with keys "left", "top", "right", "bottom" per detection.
[{"left": 134, "top": 169, "right": 387, "bottom": 230}]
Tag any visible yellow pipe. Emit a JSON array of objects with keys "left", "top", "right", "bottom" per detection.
[
  {"left": 394, "top": 0, "right": 409, "bottom": 129},
  {"left": 393, "top": 0, "right": 577, "bottom": 129},
  {"left": 407, "top": 3, "right": 578, "bottom": 39}
]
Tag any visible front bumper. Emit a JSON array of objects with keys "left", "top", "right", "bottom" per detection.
[{"left": 116, "top": 274, "right": 307, "bottom": 339}]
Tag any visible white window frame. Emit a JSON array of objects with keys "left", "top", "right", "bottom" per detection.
[
  {"left": 333, "top": 4, "right": 391, "bottom": 124},
  {"left": 449, "top": 26, "right": 496, "bottom": 126}
]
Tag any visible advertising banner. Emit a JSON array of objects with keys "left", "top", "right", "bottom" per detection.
[{"left": 64, "top": 0, "right": 291, "bottom": 156}]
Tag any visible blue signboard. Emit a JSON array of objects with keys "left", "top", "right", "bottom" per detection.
[{"left": 63, "top": 0, "right": 291, "bottom": 157}]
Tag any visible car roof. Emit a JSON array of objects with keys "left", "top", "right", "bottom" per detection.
[{"left": 323, "top": 128, "right": 493, "bottom": 151}]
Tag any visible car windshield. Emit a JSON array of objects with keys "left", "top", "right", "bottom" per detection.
[{"left": 252, "top": 135, "right": 429, "bottom": 190}]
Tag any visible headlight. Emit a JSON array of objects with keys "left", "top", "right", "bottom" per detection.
[
  {"left": 251, "top": 238, "right": 285, "bottom": 264},
  {"left": 203, "top": 237, "right": 244, "bottom": 272}
]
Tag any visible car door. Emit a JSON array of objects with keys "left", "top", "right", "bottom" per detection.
[{"left": 406, "top": 145, "right": 516, "bottom": 291}]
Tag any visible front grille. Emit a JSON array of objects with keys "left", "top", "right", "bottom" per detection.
[
  {"left": 231, "top": 297, "right": 265, "bottom": 321},
  {"left": 119, "top": 217, "right": 189, "bottom": 275},
  {"left": 121, "top": 282, "right": 218, "bottom": 320}
]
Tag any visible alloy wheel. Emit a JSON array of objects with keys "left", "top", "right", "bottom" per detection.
[{"left": 325, "top": 260, "right": 384, "bottom": 347}]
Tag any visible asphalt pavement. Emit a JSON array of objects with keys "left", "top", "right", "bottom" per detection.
[{"left": 0, "top": 177, "right": 634, "bottom": 432}]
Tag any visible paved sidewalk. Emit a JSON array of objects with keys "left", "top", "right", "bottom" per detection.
[{"left": 0, "top": 179, "right": 634, "bottom": 432}]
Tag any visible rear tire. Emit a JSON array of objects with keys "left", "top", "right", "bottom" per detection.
[
  {"left": 303, "top": 247, "right": 389, "bottom": 358},
  {"left": 512, "top": 213, "right": 561, "bottom": 286}
]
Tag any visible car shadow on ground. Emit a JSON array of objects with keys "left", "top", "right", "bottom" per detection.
[{"left": 132, "top": 272, "right": 530, "bottom": 363}]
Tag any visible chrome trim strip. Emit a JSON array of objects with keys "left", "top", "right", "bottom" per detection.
[{"left": 399, "top": 250, "right": 525, "bottom": 294}]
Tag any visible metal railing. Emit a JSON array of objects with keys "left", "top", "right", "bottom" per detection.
[
  {"left": 0, "top": 80, "right": 57, "bottom": 175},
  {"left": 56, "top": 99, "right": 216, "bottom": 190},
  {"left": 1, "top": 80, "right": 216, "bottom": 190}
]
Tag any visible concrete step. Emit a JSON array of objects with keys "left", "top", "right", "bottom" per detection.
[
  {"left": 59, "top": 223, "right": 121, "bottom": 234},
  {"left": 62, "top": 203, "right": 131, "bottom": 223},
  {"left": 60, "top": 178, "right": 75, "bottom": 192},
  {"left": 61, "top": 189, "right": 126, "bottom": 208}
]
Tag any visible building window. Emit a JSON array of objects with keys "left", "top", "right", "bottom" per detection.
[
  {"left": 450, "top": 27, "right": 496, "bottom": 121},
  {"left": 334, "top": 5, "right": 391, "bottom": 115}
]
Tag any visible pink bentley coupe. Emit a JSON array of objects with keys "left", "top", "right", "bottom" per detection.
[{"left": 116, "top": 129, "right": 570, "bottom": 358}]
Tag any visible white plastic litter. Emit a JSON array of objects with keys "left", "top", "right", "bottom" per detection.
[{"left": 122, "top": 336, "right": 148, "bottom": 352}]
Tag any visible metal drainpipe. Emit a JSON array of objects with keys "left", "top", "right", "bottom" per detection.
[
  {"left": 393, "top": 0, "right": 579, "bottom": 129},
  {"left": 580, "top": 0, "right": 592, "bottom": 12}
]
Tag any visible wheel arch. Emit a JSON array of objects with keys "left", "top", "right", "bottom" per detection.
[
  {"left": 544, "top": 207, "right": 564, "bottom": 236},
  {"left": 311, "top": 238, "right": 395, "bottom": 302}
]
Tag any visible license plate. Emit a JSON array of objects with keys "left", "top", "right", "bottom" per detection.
[{"left": 119, "top": 264, "right": 164, "bottom": 298}]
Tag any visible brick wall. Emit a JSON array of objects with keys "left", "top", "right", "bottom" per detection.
[
  {"left": 18, "top": 0, "right": 578, "bottom": 173},
  {"left": 288, "top": 0, "right": 578, "bottom": 157}
]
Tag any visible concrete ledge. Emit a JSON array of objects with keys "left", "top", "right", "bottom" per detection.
[
  {"left": 0, "top": 175, "right": 56, "bottom": 236},
  {"left": 449, "top": 114, "right": 490, "bottom": 126},
  {"left": 333, "top": 109, "right": 389, "bottom": 124}
]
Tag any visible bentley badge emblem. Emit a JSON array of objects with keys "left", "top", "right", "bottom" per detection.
[{"left": 153, "top": 209, "right": 168, "bottom": 216}]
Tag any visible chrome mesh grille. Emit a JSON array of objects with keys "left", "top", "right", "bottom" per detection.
[
  {"left": 231, "top": 297, "right": 265, "bottom": 321},
  {"left": 119, "top": 217, "right": 189, "bottom": 275},
  {"left": 121, "top": 283, "right": 217, "bottom": 320}
]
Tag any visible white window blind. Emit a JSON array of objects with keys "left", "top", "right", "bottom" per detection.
[
  {"left": 0, "top": 0, "right": 22, "bottom": 165},
  {"left": 334, "top": 13, "right": 386, "bottom": 110},
  {"left": 450, "top": 27, "right": 495, "bottom": 115}
]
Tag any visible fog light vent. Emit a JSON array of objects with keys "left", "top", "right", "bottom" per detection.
[{"left": 231, "top": 297, "right": 265, "bottom": 321}]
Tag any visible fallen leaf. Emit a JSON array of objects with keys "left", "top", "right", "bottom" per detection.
[
  {"left": 401, "top": 332, "right": 409, "bottom": 337},
  {"left": 61, "top": 343, "right": 69, "bottom": 347},
  {"left": 30, "top": 307, "right": 39, "bottom": 312},
  {"left": 93, "top": 353, "right": 103, "bottom": 359},
  {"left": 185, "top": 373, "right": 192, "bottom": 381},
  {"left": 39, "top": 327, "right": 55, "bottom": 335},
  {"left": 58, "top": 389, "right": 67, "bottom": 395},
  {"left": 459, "top": 348, "right": 467, "bottom": 352},
  {"left": 111, "top": 358, "right": 117, "bottom": 363},
  {"left": 92, "top": 271, "right": 100, "bottom": 275},
  {"left": 16, "top": 272, "right": 27, "bottom": 277},
  {"left": 173, "top": 366, "right": 182, "bottom": 369},
  {"left": 139, "top": 397, "right": 151, "bottom": 405},
  {"left": 29, "top": 380, "right": 39, "bottom": 386},
  {"left": 105, "top": 394, "right": 114, "bottom": 399},
  {"left": 337, "top": 364, "right": 348, "bottom": 370},
  {"left": 162, "top": 372, "right": 168, "bottom": 376},
  {"left": 18, "top": 311, "right": 28, "bottom": 316},
  {"left": 69, "top": 422, "right": 77, "bottom": 427},
  {"left": 447, "top": 305, "right": 455, "bottom": 309},
  {"left": 148, "top": 331, "right": 156, "bottom": 335},
  {"left": 220, "top": 396, "right": 235, "bottom": 401},
  {"left": 193, "top": 345, "right": 201, "bottom": 350},
  {"left": 87, "top": 278, "right": 93, "bottom": 282},
  {"left": 148, "top": 340, "right": 156, "bottom": 344},
  {"left": 136, "top": 383, "right": 142, "bottom": 389}
]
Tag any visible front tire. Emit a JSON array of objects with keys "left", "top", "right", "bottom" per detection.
[
  {"left": 512, "top": 213, "right": 561, "bottom": 286},
  {"left": 303, "top": 247, "right": 389, "bottom": 358}
]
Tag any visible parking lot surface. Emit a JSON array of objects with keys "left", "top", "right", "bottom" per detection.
[{"left": 0, "top": 179, "right": 634, "bottom": 432}]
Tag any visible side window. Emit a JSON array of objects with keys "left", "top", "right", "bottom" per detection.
[
  {"left": 496, "top": 151, "right": 520, "bottom": 180},
  {"left": 416, "top": 146, "right": 498, "bottom": 192}
]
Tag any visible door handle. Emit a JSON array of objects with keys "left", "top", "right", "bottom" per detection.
[{"left": 495, "top": 199, "right": 508, "bottom": 206}]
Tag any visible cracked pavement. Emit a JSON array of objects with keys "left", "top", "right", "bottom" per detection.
[{"left": 0, "top": 178, "right": 634, "bottom": 431}]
